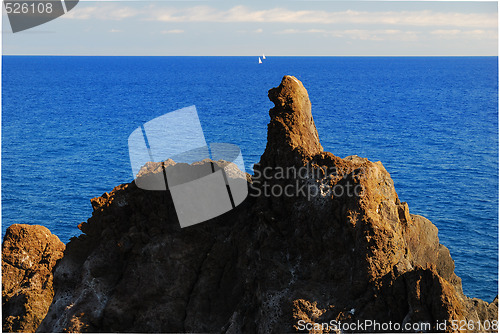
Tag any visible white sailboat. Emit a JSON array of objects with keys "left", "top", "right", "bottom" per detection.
[
  {"left": 258, "top": 57, "right": 262, "bottom": 64},
  {"left": 262, "top": 54, "right": 266, "bottom": 60}
]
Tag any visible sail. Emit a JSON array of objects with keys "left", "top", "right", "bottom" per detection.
[
  {"left": 258, "top": 57, "right": 262, "bottom": 64},
  {"left": 263, "top": 54, "right": 266, "bottom": 60}
]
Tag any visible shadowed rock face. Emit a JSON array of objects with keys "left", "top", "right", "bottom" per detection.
[
  {"left": 15, "top": 75, "right": 498, "bottom": 333},
  {"left": 2, "top": 224, "right": 65, "bottom": 333}
]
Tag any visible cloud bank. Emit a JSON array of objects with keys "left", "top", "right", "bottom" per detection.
[{"left": 65, "top": 5, "right": 498, "bottom": 29}]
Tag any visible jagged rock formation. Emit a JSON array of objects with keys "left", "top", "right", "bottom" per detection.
[
  {"left": 2, "top": 224, "right": 65, "bottom": 333},
  {"left": 25, "top": 75, "right": 499, "bottom": 332},
  {"left": 258, "top": 75, "right": 323, "bottom": 168}
]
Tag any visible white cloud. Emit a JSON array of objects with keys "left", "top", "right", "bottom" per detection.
[
  {"left": 148, "top": 6, "right": 497, "bottom": 28},
  {"left": 306, "top": 29, "right": 327, "bottom": 34},
  {"left": 337, "top": 29, "right": 421, "bottom": 42},
  {"left": 431, "top": 29, "right": 462, "bottom": 36},
  {"left": 64, "top": 4, "right": 498, "bottom": 30},
  {"left": 275, "top": 27, "right": 497, "bottom": 42},
  {"left": 63, "top": 7, "right": 96, "bottom": 19},
  {"left": 109, "top": 29, "right": 122, "bottom": 33},
  {"left": 276, "top": 29, "right": 300, "bottom": 35},
  {"left": 431, "top": 29, "right": 497, "bottom": 40},
  {"left": 275, "top": 28, "right": 420, "bottom": 42},
  {"left": 64, "top": 5, "right": 140, "bottom": 20},
  {"left": 161, "top": 29, "right": 184, "bottom": 34}
]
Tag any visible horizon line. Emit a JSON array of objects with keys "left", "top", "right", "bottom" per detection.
[{"left": 2, "top": 54, "right": 498, "bottom": 57}]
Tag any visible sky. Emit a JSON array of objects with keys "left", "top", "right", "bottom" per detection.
[{"left": 1, "top": 1, "right": 498, "bottom": 56}]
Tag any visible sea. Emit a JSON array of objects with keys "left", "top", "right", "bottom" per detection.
[{"left": 2, "top": 56, "right": 498, "bottom": 302}]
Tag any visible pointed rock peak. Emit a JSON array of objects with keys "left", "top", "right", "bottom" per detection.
[
  {"left": 259, "top": 75, "right": 323, "bottom": 168},
  {"left": 268, "top": 75, "right": 310, "bottom": 116}
]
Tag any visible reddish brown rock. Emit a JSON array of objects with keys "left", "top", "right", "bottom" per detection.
[
  {"left": 2, "top": 224, "right": 65, "bottom": 333},
  {"left": 36, "top": 76, "right": 497, "bottom": 333},
  {"left": 258, "top": 75, "right": 323, "bottom": 169}
]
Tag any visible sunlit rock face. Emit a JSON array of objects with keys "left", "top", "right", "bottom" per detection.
[{"left": 11, "top": 75, "right": 495, "bottom": 333}]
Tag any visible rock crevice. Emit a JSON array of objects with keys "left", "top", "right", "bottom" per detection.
[
  {"left": 2, "top": 224, "right": 65, "bottom": 333},
  {"left": 3, "top": 76, "right": 497, "bottom": 333}
]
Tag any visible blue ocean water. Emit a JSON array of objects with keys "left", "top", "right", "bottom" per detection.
[{"left": 2, "top": 56, "right": 498, "bottom": 301}]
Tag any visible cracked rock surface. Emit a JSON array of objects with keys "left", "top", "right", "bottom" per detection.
[
  {"left": 2, "top": 224, "right": 65, "bottom": 333},
  {"left": 9, "top": 76, "right": 497, "bottom": 333}
]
